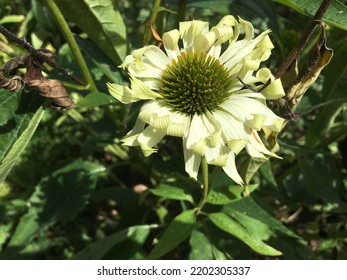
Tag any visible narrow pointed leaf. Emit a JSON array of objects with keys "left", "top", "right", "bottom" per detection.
[
  {"left": 223, "top": 197, "right": 298, "bottom": 238},
  {"left": 0, "top": 106, "right": 45, "bottom": 183},
  {"left": 209, "top": 212, "right": 282, "bottom": 256},
  {"left": 150, "top": 183, "right": 194, "bottom": 204},
  {"left": 147, "top": 209, "right": 197, "bottom": 259}
]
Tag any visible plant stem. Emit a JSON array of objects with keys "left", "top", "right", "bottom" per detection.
[
  {"left": 275, "top": 0, "right": 333, "bottom": 79},
  {"left": 42, "top": 0, "right": 97, "bottom": 92},
  {"left": 197, "top": 156, "right": 209, "bottom": 212},
  {"left": 0, "top": 24, "right": 84, "bottom": 85},
  {"left": 143, "top": 0, "right": 162, "bottom": 45}
]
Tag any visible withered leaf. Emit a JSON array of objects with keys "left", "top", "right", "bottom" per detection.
[
  {"left": 22, "top": 55, "right": 76, "bottom": 110},
  {"left": 26, "top": 79, "right": 76, "bottom": 110},
  {"left": 286, "top": 25, "right": 333, "bottom": 112},
  {"left": 0, "top": 72, "right": 24, "bottom": 92}
]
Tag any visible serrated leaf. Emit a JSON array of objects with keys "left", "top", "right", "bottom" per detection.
[
  {"left": 150, "top": 183, "right": 194, "bottom": 204},
  {"left": 147, "top": 209, "right": 197, "bottom": 259},
  {"left": 0, "top": 91, "right": 43, "bottom": 162},
  {"left": 0, "top": 160, "right": 105, "bottom": 258},
  {"left": 0, "top": 106, "right": 45, "bottom": 183},
  {"left": 223, "top": 197, "right": 298, "bottom": 238},
  {"left": 73, "top": 225, "right": 157, "bottom": 260},
  {"left": 274, "top": 0, "right": 347, "bottom": 31},
  {"left": 209, "top": 212, "right": 282, "bottom": 256},
  {"left": 0, "top": 89, "right": 20, "bottom": 127},
  {"left": 54, "top": 0, "right": 127, "bottom": 64}
]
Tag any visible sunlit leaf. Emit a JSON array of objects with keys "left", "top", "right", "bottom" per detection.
[
  {"left": 150, "top": 183, "right": 195, "bottom": 204},
  {"left": 274, "top": 0, "right": 347, "bottom": 31},
  {"left": 77, "top": 92, "right": 116, "bottom": 108},
  {"left": 54, "top": 0, "right": 127, "bottom": 64},
  {"left": 223, "top": 197, "right": 298, "bottom": 238},
  {"left": 147, "top": 209, "right": 197, "bottom": 259},
  {"left": 209, "top": 212, "right": 282, "bottom": 256},
  {"left": 189, "top": 230, "right": 213, "bottom": 260},
  {"left": 0, "top": 104, "right": 44, "bottom": 183}
]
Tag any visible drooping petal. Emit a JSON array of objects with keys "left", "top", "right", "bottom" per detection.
[
  {"left": 204, "top": 143, "right": 228, "bottom": 166},
  {"left": 121, "top": 117, "right": 146, "bottom": 146},
  {"left": 183, "top": 139, "right": 202, "bottom": 180},
  {"left": 186, "top": 113, "right": 220, "bottom": 150},
  {"left": 213, "top": 110, "right": 250, "bottom": 154},
  {"left": 166, "top": 113, "right": 190, "bottom": 137},
  {"left": 246, "top": 130, "right": 281, "bottom": 159},
  {"left": 137, "top": 125, "right": 167, "bottom": 157},
  {"left": 221, "top": 95, "right": 281, "bottom": 131},
  {"left": 222, "top": 152, "right": 244, "bottom": 185}
]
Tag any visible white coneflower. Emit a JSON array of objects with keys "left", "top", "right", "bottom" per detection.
[{"left": 107, "top": 15, "right": 285, "bottom": 185}]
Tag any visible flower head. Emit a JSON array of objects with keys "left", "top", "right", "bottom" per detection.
[{"left": 107, "top": 15, "right": 285, "bottom": 185}]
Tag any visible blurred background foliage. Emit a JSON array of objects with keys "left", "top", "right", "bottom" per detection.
[{"left": 0, "top": 0, "right": 346, "bottom": 259}]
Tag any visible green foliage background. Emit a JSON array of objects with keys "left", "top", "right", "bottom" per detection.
[{"left": 0, "top": 0, "right": 346, "bottom": 259}]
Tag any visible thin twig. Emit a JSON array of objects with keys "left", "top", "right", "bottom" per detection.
[
  {"left": 0, "top": 24, "right": 85, "bottom": 85},
  {"left": 274, "top": 0, "right": 333, "bottom": 79}
]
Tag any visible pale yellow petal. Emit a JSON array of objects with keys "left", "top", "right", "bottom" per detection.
[
  {"left": 179, "top": 20, "right": 209, "bottom": 52},
  {"left": 222, "top": 152, "right": 244, "bottom": 185},
  {"left": 186, "top": 113, "right": 220, "bottom": 150},
  {"left": 183, "top": 139, "right": 202, "bottom": 180},
  {"left": 138, "top": 126, "right": 167, "bottom": 157},
  {"left": 162, "top": 29, "right": 180, "bottom": 60}
]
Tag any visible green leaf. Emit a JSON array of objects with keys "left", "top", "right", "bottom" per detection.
[
  {"left": 0, "top": 106, "right": 45, "bottom": 183},
  {"left": 147, "top": 209, "right": 197, "bottom": 259},
  {"left": 209, "top": 212, "right": 282, "bottom": 256},
  {"left": 150, "top": 183, "right": 195, "bottom": 204},
  {"left": 54, "top": 0, "right": 127, "bottom": 64},
  {"left": 259, "top": 161, "right": 278, "bottom": 187},
  {"left": 187, "top": 0, "right": 231, "bottom": 14},
  {"left": 189, "top": 230, "right": 213, "bottom": 260},
  {"left": 306, "top": 40, "right": 347, "bottom": 147},
  {"left": 299, "top": 153, "right": 347, "bottom": 211},
  {"left": 0, "top": 160, "right": 105, "bottom": 258},
  {"left": 77, "top": 92, "right": 116, "bottom": 108},
  {"left": 274, "top": 0, "right": 347, "bottom": 31},
  {"left": 223, "top": 197, "right": 298, "bottom": 238},
  {"left": 73, "top": 225, "right": 157, "bottom": 260},
  {"left": 206, "top": 185, "right": 243, "bottom": 205},
  {"left": 0, "top": 89, "right": 21, "bottom": 127}
]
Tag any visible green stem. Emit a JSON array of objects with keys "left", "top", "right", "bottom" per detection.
[
  {"left": 197, "top": 156, "right": 209, "bottom": 212},
  {"left": 42, "top": 0, "right": 97, "bottom": 92},
  {"left": 143, "top": 0, "right": 162, "bottom": 45}
]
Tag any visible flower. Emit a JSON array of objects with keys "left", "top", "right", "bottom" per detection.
[{"left": 107, "top": 15, "right": 285, "bottom": 185}]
